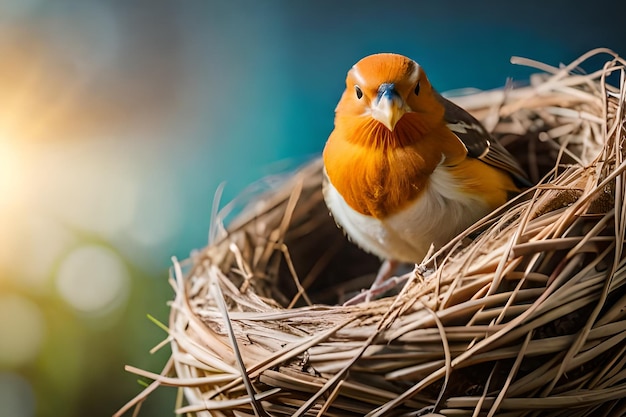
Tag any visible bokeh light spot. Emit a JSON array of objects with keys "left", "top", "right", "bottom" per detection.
[
  {"left": 56, "top": 245, "right": 130, "bottom": 315},
  {"left": 0, "top": 295, "right": 45, "bottom": 367},
  {"left": 0, "top": 372, "right": 35, "bottom": 417}
]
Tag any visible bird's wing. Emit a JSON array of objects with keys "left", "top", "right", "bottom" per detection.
[{"left": 436, "top": 92, "right": 531, "bottom": 187}]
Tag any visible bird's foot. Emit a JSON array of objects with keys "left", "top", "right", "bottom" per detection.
[
  {"left": 342, "top": 260, "right": 408, "bottom": 306},
  {"left": 341, "top": 274, "right": 409, "bottom": 305},
  {"left": 371, "top": 259, "right": 398, "bottom": 289}
]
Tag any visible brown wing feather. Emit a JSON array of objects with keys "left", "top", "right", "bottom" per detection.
[{"left": 435, "top": 92, "right": 531, "bottom": 187}]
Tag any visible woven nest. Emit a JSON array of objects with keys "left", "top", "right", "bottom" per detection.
[{"left": 118, "top": 49, "right": 626, "bottom": 417}]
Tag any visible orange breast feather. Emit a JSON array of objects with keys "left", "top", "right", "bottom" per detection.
[{"left": 323, "top": 114, "right": 467, "bottom": 219}]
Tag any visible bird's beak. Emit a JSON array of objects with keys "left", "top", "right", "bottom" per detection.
[{"left": 371, "top": 83, "right": 406, "bottom": 131}]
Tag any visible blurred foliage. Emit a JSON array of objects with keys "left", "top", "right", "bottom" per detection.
[{"left": 0, "top": 1, "right": 625, "bottom": 417}]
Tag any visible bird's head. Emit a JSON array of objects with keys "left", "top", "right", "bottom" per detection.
[{"left": 335, "top": 53, "right": 444, "bottom": 138}]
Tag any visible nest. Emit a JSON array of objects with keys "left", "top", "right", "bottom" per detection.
[{"left": 117, "top": 49, "right": 626, "bottom": 417}]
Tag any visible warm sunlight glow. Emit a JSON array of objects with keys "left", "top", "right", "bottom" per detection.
[{"left": 0, "top": 137, "right": 19, "bottom": 211}]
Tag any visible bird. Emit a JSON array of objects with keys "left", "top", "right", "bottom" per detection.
[{"left": 322, "top": 53, "right": 529, "bottom": 295}]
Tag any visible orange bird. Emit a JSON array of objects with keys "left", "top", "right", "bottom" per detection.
[{"left": 323, "top": 53, "right": 528, "bottom": 289}]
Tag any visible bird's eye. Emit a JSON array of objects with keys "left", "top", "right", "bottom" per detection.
[
  {"left": 355, "top": 85, "right": 363, "bottom": 99},
  {"left": 414, "top": 81, "right": 421, "bottom": 96}
]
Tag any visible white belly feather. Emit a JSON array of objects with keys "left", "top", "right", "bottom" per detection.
[{"left": 323, "top": 166, "right": 491, "bottom": 263}]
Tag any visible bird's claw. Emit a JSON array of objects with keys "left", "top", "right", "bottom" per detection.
[{"left": 342, "top": 274, "right": 409, "bottom": 306}]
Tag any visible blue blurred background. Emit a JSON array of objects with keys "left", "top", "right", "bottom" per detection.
[{"left": 0, "top": 1, "right": 625, "bottom": 416}]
